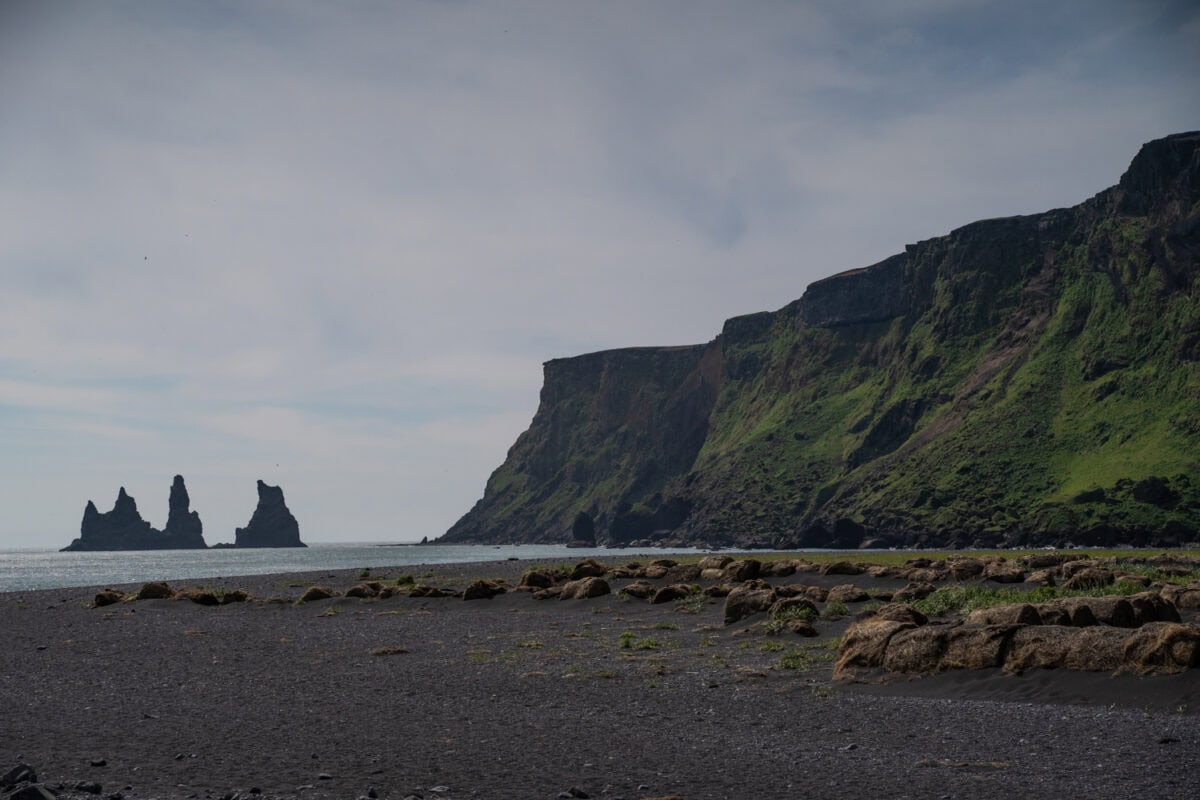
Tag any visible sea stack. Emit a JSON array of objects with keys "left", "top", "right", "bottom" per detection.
[
  {"left": 162, "top": 474, "right": 206, "bottom": 548},
  {"left": 234, "top": 480, "right": 306, "bottom": 548},
  {"left": 61, "top": 477, "right": 208, "bottom": 551}
]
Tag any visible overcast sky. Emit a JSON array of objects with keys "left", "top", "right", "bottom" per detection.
[{"left": 1, "top": 1, "right": 1197, "bottom": 548}]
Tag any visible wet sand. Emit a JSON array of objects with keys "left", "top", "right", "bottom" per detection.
[{"left": 2, "top": 558, "right": 1198, "bottom": 800}]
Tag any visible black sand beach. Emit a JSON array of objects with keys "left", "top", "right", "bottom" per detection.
[{"left": 2, "top": 557, "right": 1199, "bottom": 800}]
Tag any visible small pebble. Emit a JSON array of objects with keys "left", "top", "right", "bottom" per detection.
[
  {"left": 90, "top": 759, "right": 107, "bottom": 768},
  {"left": 840, "top": 743, "right": 859, "bottom": 751},
  {"left": 318, "top": 773, "right": 333, "bottom": 780}
]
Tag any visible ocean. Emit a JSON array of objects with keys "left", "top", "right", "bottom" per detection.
[{"left": 0, "top": 542, "right": 710, "bottom": 593}]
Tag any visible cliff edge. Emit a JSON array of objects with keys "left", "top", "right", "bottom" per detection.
[{"left": 441, "top": 132, "right": 1200, "bottom": 549}]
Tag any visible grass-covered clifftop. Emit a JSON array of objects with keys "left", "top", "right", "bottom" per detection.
[{"left": 441, "top": 132, "right": 1200, "bottom": 549}]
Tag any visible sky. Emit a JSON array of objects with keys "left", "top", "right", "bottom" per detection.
[{"left": 1, "top": 1, "right": 1197, "bottom": 548}]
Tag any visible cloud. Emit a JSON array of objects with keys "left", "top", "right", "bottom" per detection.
[{"left": 0, "top": 0, "right": 1196, "bottom": 547}]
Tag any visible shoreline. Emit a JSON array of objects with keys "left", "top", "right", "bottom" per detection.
[{"left": 3, "top": 552, "right": 1199, "bottom": 799}]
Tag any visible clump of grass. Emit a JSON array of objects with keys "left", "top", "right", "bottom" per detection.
[
  {"left": 618, "top": 631, "right": 663, "bottom": 650},
  {"left": 358, "top": 568, "right": 372, "bottom": 579},
  {"left": 777, "top": 644, "right": 838, "bottom": 671},
  {"left": 764, "top": 604, "right": 817, "bottom": 634},
  {"left": 824, "top": 600, "right": 850, "bottom": 617},
  {"left": 394, "top": 574, "right": 416, "bottom": 587},
  {"left": 674, "top": 596, "right": 706, "bottom": 614},
  {"left": 759, "top": 640, "right": 786, "bottom": 652},
  {"left": 911, "top": 580, "right": 1147, "bottom": 617},
  {"left": 516, "top": 639, "right": 544, "bottom": 649},
  {"left": 653, "top": 621, "right": 681, "bottom": 631}
]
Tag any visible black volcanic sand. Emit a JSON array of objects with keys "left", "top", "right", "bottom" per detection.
[{"left": 2, "top": 558, "right": 1199, "bottom": 800}]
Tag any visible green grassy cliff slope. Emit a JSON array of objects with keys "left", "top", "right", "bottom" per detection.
[{"left": 441, "top": 132, "right": 1200, "bottom": 549}]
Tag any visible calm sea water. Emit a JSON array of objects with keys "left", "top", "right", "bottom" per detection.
[{"left": 0, "top": 543, "right": 709, "bottom": 593}]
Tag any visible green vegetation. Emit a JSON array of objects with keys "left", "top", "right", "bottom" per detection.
[
  {"left": 910, "top": 580, "right": 1148, "bottom": 617},
  {"left": 618, "top": 631, "right": 664, "bottom": 651},
  {"left": 824, "top": 600, "right": 849, "bottom": 617},
  {"left": 776, "top": 644, "right": 838, "bottom": 671}
]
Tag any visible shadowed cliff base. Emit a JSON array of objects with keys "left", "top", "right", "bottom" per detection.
[{"left": 441, "top": 132, "right": 1200, "bottom": 550}]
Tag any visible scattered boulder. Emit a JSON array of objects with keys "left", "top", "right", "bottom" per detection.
[
  {"left": 826, "top": 584, "right": 870, "bottom": 604},
  {"left": 1127, "top": 592, "right": 1181, "bottom": 625},
  {"left": 1005, "top": 625, "right": 1127, "bottom": 674},
  {"left": 698, "top": 555, "right": 733, "bottom": 571},
  {"left": 723, "top": 585, "right": 777, "bottom": 625},
  {"left": 983, "top": 563, "right": 1025, "bottom": 583},
  {"left": 234, "top": 480, "right": 305, "bottom": 548},
  {"left": 722, "top": 559, "right": 762, "bottom": 582},
  {"left": 881, "top": 624, "right": 1013, "bottom": 674},
  {"left": 93, "top": 589, "right": 126, "bottom": 607},
  {"left": 663, "top": 564, "right": 702, "bottom": 583},
  {"left": 1062, "top": 567, "right": 1115, "bottom": 590},
  {"left": 176, "top": 587, "right": 220, "bottom": 606},
  {"left": 786, "top": 620, "right": 819, "bottom": 636},
  {"left": 136, "top": 581, "right": 174, "bottom": 600},
  {"left": 892, "top": 582, "right": 936, "bottom": 602},
  {"left": 762, "top": 560, "right": 797, "bottom": 577},
  {"left": 966, "top": 604, "right": 1042, "bottom": 626},
  {"left": 9, "top": 785, "right": 57, "bottom": 800},
  {"left": 518, "top": 569, "right": 556, "bottom": 589},
  {"left": 651, "top": 583, "right": 696, "bottom": 604},
  {"left": 1025, "top": 568, "right": 1058, "bottom": 586},
  {"left": 870, "top": 603, "right": 928, "bottom": 626},
  {"left": 833, "top": 619, "right": 917, "bottom": 680},
  {"left": 1, "top": 764, "right": 36, "bottom": 789},
  {"left": 1161, "top": 584, "right": 1200, "bottom": 609},
  {"left": 819, "top": 561, "right": 864, "bottom": 576},
  {"left": 299, "top": 586, "right": 337, "bottom": 603},
  {"left": 220, "top": 589, "right": 251, "bottom": 604},
  {"left": 1037, "top": 597, "right": 1135, "bottom": 628},
  {"left": 898, "top": 566, "right": 943, "bottom": 583},
  {"left": 947, "top": 558, "right": 985, "bottom": 580},
  {"left": 345, "top": 582, "right": 383, "bottom": 599},
  {"left": 1122, "top": 623, "right": 1200, "bottom": 674},
  {"left": 558, "top": 577, "right": 610, "bottom": 600},
  {"left": 571, "top": 559, "right": 608, "bottom": 580},
  {"left": 462, "top": 580, "right": 505, "bottom": 601},
  {"left": 620, "top": 580, "right": 656, "bottom": 600}
]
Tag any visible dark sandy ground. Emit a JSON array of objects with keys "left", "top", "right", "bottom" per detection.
[{"left": 2, "top": 558, "right": 1199, "bottom": 800}]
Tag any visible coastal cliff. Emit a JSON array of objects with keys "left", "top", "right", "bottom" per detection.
[{"left": 442, "top": 132, "right": 1200, "bottom": 549}]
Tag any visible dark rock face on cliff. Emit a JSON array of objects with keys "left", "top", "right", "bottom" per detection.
[
  {"left": 234, "top": 480, "right": 305, "bottom": 548},
  {"left": 442, "top": 132, "right": 1200, "bottom": 550},
  {"left": 62, "top": 476, "right": 208, "bottom": 551}
]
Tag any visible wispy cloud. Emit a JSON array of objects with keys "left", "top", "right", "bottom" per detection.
[{"left": 1, "top": 0, "right": 1196, "bottom": 546}]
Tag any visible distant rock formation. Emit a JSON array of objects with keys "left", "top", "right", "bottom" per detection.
[
  {"left": 234, "top": 480, "right": 305, "bottom": 548},
  {"left": 61, "top": 476, "right": 208, "bottom": 551},
  {"left": 164, "top": 474, "right": 204, "bottom": 544}
]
